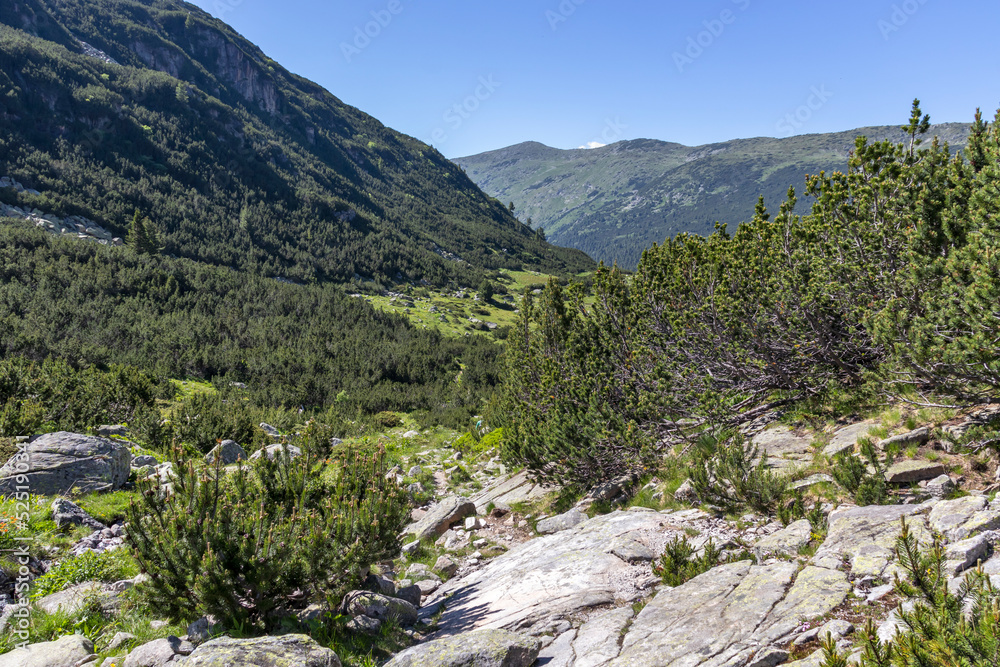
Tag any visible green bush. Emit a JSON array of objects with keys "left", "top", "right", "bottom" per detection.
[
  {"left": 822, "top": 519, "right": 1000, "bottom": 666},
  {"left": 831, "top": 441, "right": 890, "bottom": 506},
  {"left": 373, "top": 411, "right": 403, "bottom": 428},
  {"left": 126, "top": 441, "right": 409, "bottom": 631},
  {"left": 689, "top": 432, "right": 790, "bottom": 515},
  {"left": 654, "top": 535, "right": 723, "bottom": 587}
]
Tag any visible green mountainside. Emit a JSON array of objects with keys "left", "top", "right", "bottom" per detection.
[
  {"left": 0, "top": 0, "right": 593, "bottom": 285},
  {"left": 455, "top": 124, "right": 970, "bottom": 268}
]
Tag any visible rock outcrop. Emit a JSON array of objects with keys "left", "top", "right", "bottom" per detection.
[
  {"left": 0, "top": 432, "right": 130, "bottom": 495},
  {"left": 178, "top": 634, "right": 340, "bottom": 666},
  {"left": 385, "top": 629, "right": 540, "bottom": 667}
]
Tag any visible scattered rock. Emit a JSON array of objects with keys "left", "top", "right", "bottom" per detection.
[
  {"left": 944, "top": 533, "right": 989, "bottom": 575},
  {"left": 258, "top": 422, "right": 281, "bottom": 438},
  {"left": 878, "top": 426, "right": 932, "bottom": 450},
  {"left": 584, "top": 473, "right": 638, "bottom": 504},
  {"left": 346, "top": 614, "right": 382, "bottom": 635},
  {"left": 204, "top": 440, "right": 246, "bottom": 466},
  {"left": 884, "top": 460, "right": 946, "bottom": 484},
  {"left": 924, "top": 474, "right": 956, "bottom": 498},
  {"left": 108, "top": 632, "right": 137, "bottom": 653},
  {"left": 434, "top": 556, "right": 458, "bottom": 577},
  {"left": 98, "top": 424, "right": 128, "bottom": 437},
  {"left": 249, "top": 444, "right": 302, "bottom": 461},
  {"left": 0, "top": 432, "right": 130, "bottom": 495},
  {"left": 384, "top": 628, "right": 540, "bottom": 667},
  {"left": 51, "top": 497, "right": 105, "bottom": 531},
  {"left": 408, "top": 465, "right": 422, "bottom": 477},
  {"left": 124, "top": 636, "right": 194, "bottom": 666},
  {"left": 824, "top": 421, "right": 876, "bottom": 457},
  {"left": 396, "top": 584, "right": 422, "bottom": 607},
  {"left": 673, "top": 478, "right": 699, "bottom": 503},
  {"left": 464, "top": 516, "right": 481, "bottom": 531},
  {"left": 403, "top": 430, "right": 420, "bottom": 439},
  {"left": 469, "top": 470, "right": 557, "bottom": 514},
  {"left": 405, "top": 495, "right": 477, "bottom": 540},
  {"left": 754, "top": 519, "right": 813, "bottom": 557},
  {"left": 132, "top": 454, "right": 159, "bottom": 467},
  {"left": 789, "top": 474, "right": 836, "bottom": 491},
  {"left": 0, "top": 634, "right": 94, "bottom": 667},
  {"left": 342, "top": 591, "right": 418, "bottom": 626},
  {"left": 928, "top": 495, "right": 1000, "bottom": 541},
  {"left": 186, "top": 617, "right": 221, "bottom": 646},
  {"left": 180, "top": 634, "right": 341, "bottom": 666},
  {"left": 536, "top": 509, "right": 586, "bottom": 535}
]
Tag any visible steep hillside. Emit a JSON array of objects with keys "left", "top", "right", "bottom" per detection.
[
  {"left": 0, "top": 0, "right": 593, "bottom": 285},
  {"left": 455, "top": 124, "right": 970, "bottom": 268}
]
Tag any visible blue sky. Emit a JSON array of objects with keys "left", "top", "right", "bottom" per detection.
[{"left": 189, "top": 0, "right": 998, "bottom": 158}]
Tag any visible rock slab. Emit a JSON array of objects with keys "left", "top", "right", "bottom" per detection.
[
  {"left": 179, "top": 634, "right": 341, "bottom": 666},
  {"left": 385, "top": 629, "right": 540, "bottom": 667},
  {"left": 0, "top": 634, "right": 94, "bottom": 667},
  {"left": 0, "top": 431, "right": 130, "bottom": 495},
  {"left": 405, "top": 496, "right": 477, "bottom": 541}
]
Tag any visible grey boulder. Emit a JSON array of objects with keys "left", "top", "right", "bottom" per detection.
[
  {"left": 405, "top": 495, "right": 477, "bottom": 540},
  {"left": 204, "top": 440, "right": 247, "bottom": 466},
  {"left": 385, "top": 629, "right": 540, "bottom": 667},
  {"left": 249, "top": 444, "right": 302, "bottom": 461},
  {"left": 536, "top": 509, "right": 587, "bottom": 535},
  {"left": 124, "top": 636, "right": 194, "bottom": 666},
  {"left": 342, "top": 591, "right": 418, "bottom": 626},
  {"left": 51, "top": 497, "right": 105, "bottom": 531},
  {"left": 179, "top": 634, "right": 340, "bottom": 666},
  {"left": 0, "top": 634, "right": 93, "bottom": 667},
  {"left": 0, "top": 431, "right": 130, "bottom": 495}
]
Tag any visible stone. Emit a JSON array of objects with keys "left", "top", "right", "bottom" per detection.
[
  {"left": 179, "top": 634, "right": 341, "bottom": 666},
  {"left": 610, "top": 561, "right": 848, "bottom": 666},
  {"left": 132, "top": 454, "right": 159, "bottom": 467},
  {"left": 396, "top": 584, "right": 422, "bottom": 607},
  {"left": 929, "top": 495, "right": 1000, "bottom": 541},
  {"left": 258, "top": 422, "right": 281, "bottom": 437},
  {"left": 607, "top": 536, "right": 655, "bottom": 563},
  {"left": 434, "top": 556, "right": 458, "bottom": 577},
  {"left": 342, "top": 591, "right": 418, "bottom": 626},
  {"left": 585, "top": 473, "right": 638, "bottom": 503},
  {"left": 878, "top": 426, "right": 932, "bottom": 450},
  {"left": 124, "top": 636, "right": 194, "bottom": 666},
  {"left": 384, "top": 629, "right": 540, "bottom": 667},
  {"left": 365, "top": 575, "right": 396, "bottom": 596},
  {"left": 249, "top": 444, "right": 302, "bottom": 461},
  {"left": 405, "top": 496, "right": 477, "bottom": 541},
  {"left": 817, "top": 619, "right": 854, "bottom": 643},
  {"left": 752, "top": 425, "right": 814, "bottom": 470},
  {"left": 51, "top": 497, "right": 105, "bottom": 531},
  {"left": 754, "top": 519, "right": 813, "bottom": 557},
  {"left": 401, "top": 540, "right": 420, "bottom": 555},
  {"left": 885, "top": 460, "right": 946, "bottom": 484},
  {"left": 813, "top": 503, "right": 933, "bottom": 579},
  {"left": 747, "top": 648, "right": 790, "bottom": 667},
  {"left": 403, "top": 430, "right": 420, "bottom": 439},
  {"left": 204, "top": 440, "right": 246, "bottom": 466},
  {"left": 415, "top": 579, "right": 440, "bottom": 595},
  {"left": 0, "top": 634, "right": 94, "bottom": 667},
  {"left": 570, "top": 607, "right": 634, "bottom": 667},
  {"left": 108, "top": 632, "right": 137, "bottom": 653},
  {"left": 469, "top": 470, "right": 558, "bottom": 514},
  {"left": 536, "top": 629, "right": 576, "bottom": 667},
  {"left": 34, "top": 581, "right": 103, "bottom": 615},
  {"left": 944, "top": 533, "right": 989, "bottom": 575},
  {"left": 424, "top": 511, "right": 696, "bottom": 635},
  {"left": 98, "top": 424, "right": 128, "bottom": 437},
  {"left": 784, "top": 649, "right": 826, "bottom": 667},
  {"left": 0, "top": 432, "right": 130, "bottom": 495},
  {"left": 536, "top": 509, "right": 586, "bottom": 535},
  {"left": 185, "top": 617, "right": 219, "bottom": 646},
  {"left": 925, "top": 474, "right": 956, "bottom": 498},
  {"left": 464, "top": 516, "right": 481, "bottom": 531},
  {"left": 408, "top": 465, "right": 423, "bottom": 477},
  {"left": 673, "top": 478, "right": 699, "bottom": 502},
  {"left": 346, "top": 614, "right": 382, "bottom": 634},
  {"left": 824, "top": 421, "right": 877, "bottom": 457}
]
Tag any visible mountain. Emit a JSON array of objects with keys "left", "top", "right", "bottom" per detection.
[
  {"left": 0, "top": 0, "right": 593, "bottom": 285},
  {"left": 454, "top": 124, "right": 971, "bottom": 269}
]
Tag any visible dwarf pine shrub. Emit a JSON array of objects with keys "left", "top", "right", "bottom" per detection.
[{"left": 126, "top": 431, "right": 409, "bottom": 631}]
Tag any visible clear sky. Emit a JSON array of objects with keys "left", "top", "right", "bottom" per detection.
[{"left": 188, "top": 0, "right": 998, "bottom": 158}]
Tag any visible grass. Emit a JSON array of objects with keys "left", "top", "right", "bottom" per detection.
[{"left": 74, "top": 491, "right": 136, "bottom": 525}]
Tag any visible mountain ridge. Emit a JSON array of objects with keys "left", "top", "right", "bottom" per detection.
[
  {"left": 0, "top": 0, "right": 593, "bottom": 286},
  {"left": 455, "top": 122, "right": 971, "bottom": 268}
]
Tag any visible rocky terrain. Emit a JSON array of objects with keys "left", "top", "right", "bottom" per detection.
[{"left": 2, "top": 403, "right": 999, "bottom": 666}]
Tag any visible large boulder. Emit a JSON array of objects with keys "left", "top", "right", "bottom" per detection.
[
  {"left": 536, "top": 509, "right": 586, "bottom": 535},
  {"left": 0, "top": 634, "right": 94, "bottom": 667},
  {"left": 385, "top": 629, "right": 540, "bottom": 667},
  {"left": 0, "top": 432, "right": 130, "bottom": 495},
  {"left": 204, "top": 440, "right": 247, "bottom": 466},
  {"left": 405, "top": 495, "right": 477, "bottom": 541},
  {"left": 823, "top": 421, "right": 876, "bottom": 457},
  {"left": 179, "top": 634, "right": 340, "bottom": 666},
  {"left": 249, "top": 444, "right": 302, "bottom": 461}
]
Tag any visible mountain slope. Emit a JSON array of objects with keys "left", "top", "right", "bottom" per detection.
[
  {"left": 0, "top": 0, "right": 593, "bottom": 285},
  {"left": 455, "top": 124, "right": 970, "bottom": 269}
]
